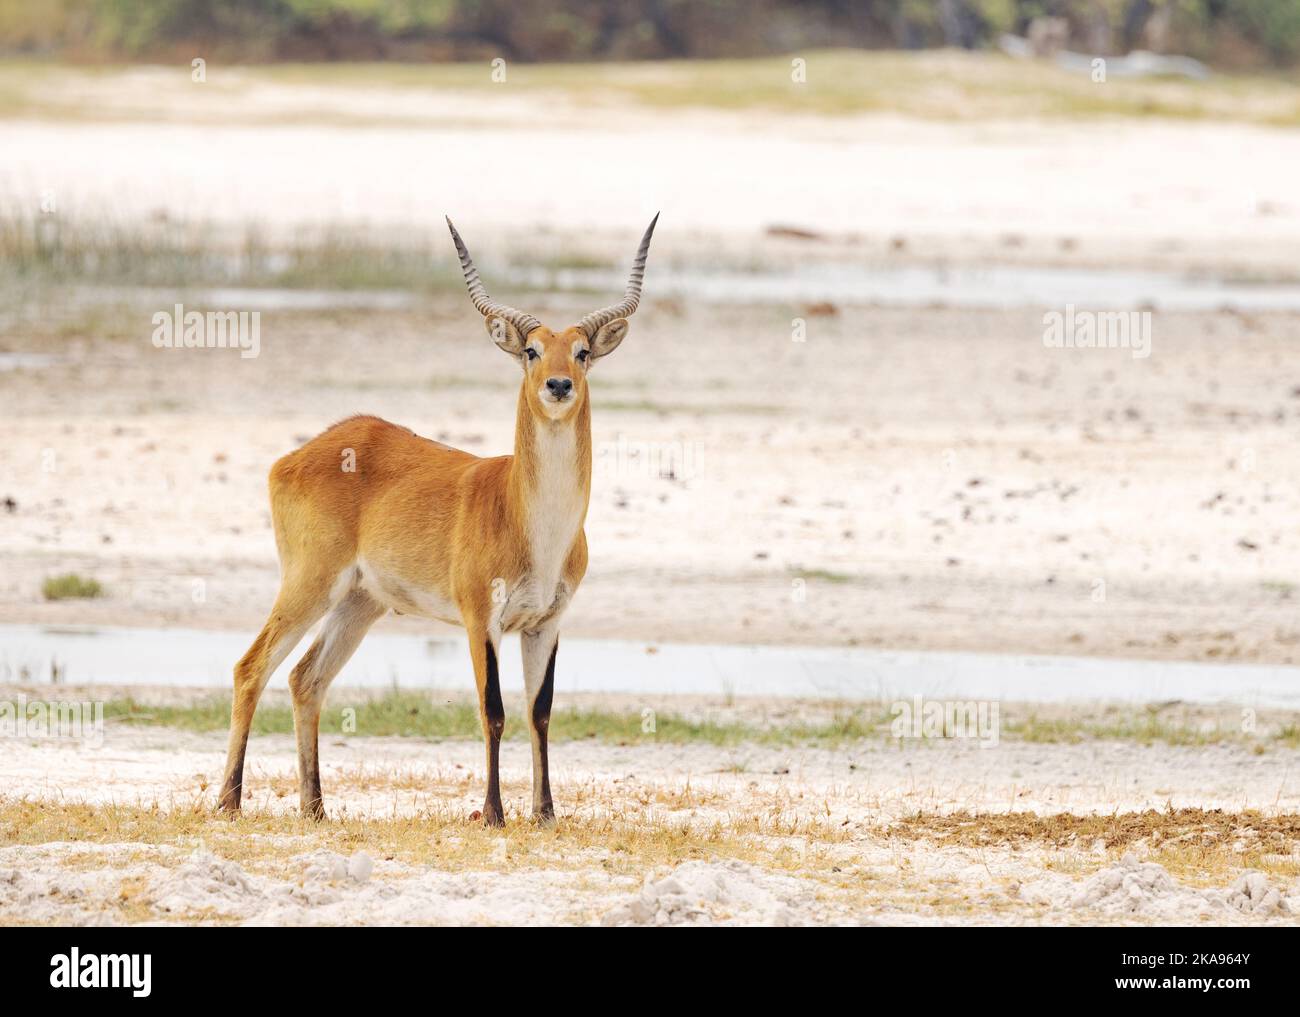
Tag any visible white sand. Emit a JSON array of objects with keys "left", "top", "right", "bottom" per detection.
[
  {"left": 5, "top": 72, "right": 1300, "bottom": 279},
  {"left": 3, "top": 299, "right": 1297, "bottom": 662},
  {"left": 4, "top": 66, "right": 1300, "bottom": 927},
  {"left": 2, "top": 724, "right": 1298, "bottom": 925}
]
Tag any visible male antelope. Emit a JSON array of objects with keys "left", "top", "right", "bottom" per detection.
[{"left": 217, "top": 216, "right": 658, "bottom": 825}]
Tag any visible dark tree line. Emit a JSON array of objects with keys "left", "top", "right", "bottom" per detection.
[{"left": 1, "top": 1, "right": 1296, "bottom": 66}]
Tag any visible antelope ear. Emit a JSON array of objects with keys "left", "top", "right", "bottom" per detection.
[
  {"left": 590, "top": 318, "right": 629, "bottom": 361},
  {"left": 484, "top": 315, "right": 525, "bottom": 356}
]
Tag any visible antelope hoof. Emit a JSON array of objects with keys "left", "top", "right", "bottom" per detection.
[
  {"left": 533, "top": 803, "right": 556, "bottom": 826},
  {"left": 302, "top": 798, "right": 327, "bottom": 822},
  {"left": 216, "top": 788, "right": 241, "bottom": 814},
  {"left": 482, "top": 804, "right": 505, "bottom": 828}
]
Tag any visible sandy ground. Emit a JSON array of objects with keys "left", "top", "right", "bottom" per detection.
[
  {"left": 1, "top": 299, "right": 1297, "bottom": 662},
  {"left": 3, "top": 63, "right": 1300, "bottom": 927},
  {"left": 3, "top": 66, "right": 1298, "bottom": 662},
  {"left": 4, "top": 67, "right": 1300, "bottom": 279},
  {"left": 1, "top": 703, "right": 1298, "bottom": 926}
]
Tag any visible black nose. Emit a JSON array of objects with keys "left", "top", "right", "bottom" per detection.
[{"left": 546, "top": 377, "right": 573, "bottom": 399}]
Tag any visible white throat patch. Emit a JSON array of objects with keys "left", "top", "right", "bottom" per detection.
[{"left": 526, "top": 423, "right": 585, "bottom": 589}]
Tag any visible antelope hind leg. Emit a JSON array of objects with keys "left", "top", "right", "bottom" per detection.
[{"left": 287, "top": 589, "right": 386, "bottom": 820}]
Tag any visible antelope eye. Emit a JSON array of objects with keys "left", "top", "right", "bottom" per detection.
[
  {"left": 525, "top": 348, "right": 540, "bottom": 361},
  {"left": 575, "top": 349, "right": 589, "bottom": 363}
]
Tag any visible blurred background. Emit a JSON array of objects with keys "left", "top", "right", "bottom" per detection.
[
  {"left": 2, "top": 1, "right": 1299, "bottom": 66},
  {"left": 2, "top": 1, "right": 1298, "bottom": 683}
]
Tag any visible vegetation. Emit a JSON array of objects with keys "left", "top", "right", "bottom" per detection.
[
  {"left": 41, "top": 573, "right": 104, "bottom": 600},
  {"left": 0, "top": 794, "right": 855, "bottom": 925},
  {"left": 0, "top": 213, "right": 470, "bottom": 292},
  {"left": 789, "top": 567, "right": 860, "bottom": 585},
  {"left": 1, "top": 49, "right": 1297, "bottom": 128},
  {"left": 0, "top": 1, "right": 1298, "bottom": 68},
  {"left": 1009, "top": 707, "right": 1300, "bottom": 749},
  {"left": 103, "top": 691, "right": 893, "bottom": 746},
  {"left": 97, "top": 691, "right": 1300, "bottom": 750}
]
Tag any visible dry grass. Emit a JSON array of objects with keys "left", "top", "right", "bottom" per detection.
[
  {"left": 5, "top": 793, "right": 1297, "bottom": 924},
  {"left": 290, "top": 763, "right": 744, "bottom": 814},
  {"left": 9, "top": 797, "right": 1297, "bottom": 883},
  {"left": 0, "top": 795, "right": 850, "bottom": 880},
  {"left": 3, "top": 52, "right": 1299, "bottom": 124},
  {"left": 885, "top": 807, "right": 1300, "bottom": 883},
  {"left": 885, "top": 807, "right": 1300, "bottom": 850}
]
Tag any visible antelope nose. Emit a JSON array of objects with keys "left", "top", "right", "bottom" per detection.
[{"left": 546, "top": 377, "right": 573, "bottom": 399}]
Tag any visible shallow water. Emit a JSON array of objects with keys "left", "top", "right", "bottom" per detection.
[
  {"left": 23, "top": 261, "right": 1300, "bottom": 320},
  {"left": 0, "top": 353, "right": 63, "bottom": 372},
  {"left": 1, "top": 624, "right": 1297, "bottom": 707},
  {"left": 514, "top": 263, "right": 1300, "bottom": 312},
  {"left": 66, "top": 285, "right": 420, "bottom": 312}
]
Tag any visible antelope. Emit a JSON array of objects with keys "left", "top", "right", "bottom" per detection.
[{"left": 216, "top": 216, "right": 657, "bottom": 826}]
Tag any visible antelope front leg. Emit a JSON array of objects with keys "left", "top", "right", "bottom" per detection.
[
  {"left": 469, "top": 630, "right": 506, "bottom": 827},
  {"left": 521, "top": 625, "right": 559, "bottom": 823}
]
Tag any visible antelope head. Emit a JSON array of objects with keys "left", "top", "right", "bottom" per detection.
[{"left": 446, "top": 215, "right": 658, "bottom": 421}]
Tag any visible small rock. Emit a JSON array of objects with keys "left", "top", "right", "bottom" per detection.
[
  {"left": 1227, "top": 871, "right": 1289, "bottom": 914},
  {"left": 347, "top": 852, "right": 373, "bottom": 883}
]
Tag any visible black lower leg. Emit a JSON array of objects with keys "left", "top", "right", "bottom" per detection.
[
  {"left": 300, "top": 748, "right": 324, "bottom": 820},
  {"left": 483, "top": 639, "right": 505, "bottom": 826},
  {"left": 532, "top": 640, "right": 557, "bottom": 820},
  {"left": 302, "top": 782, "right": 324, "bottom": 821},
  {"left": 218, "top": 748, "right": 245, "bottom": 812}
]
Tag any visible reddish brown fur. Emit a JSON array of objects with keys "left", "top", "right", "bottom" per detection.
[{"left": 218, "top": 322, "right": 613, "bottom": 825}]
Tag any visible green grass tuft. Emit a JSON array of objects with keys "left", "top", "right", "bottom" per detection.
[
  {"left": 41, "top": 573, "right": 104, "bottom": 600},
  {"left": 789, "top": 567, "right": 859, "bottom": 585},
  {"left": 95, "top": 693, "right": 1300, "bottom": 751},
  {"left": 102, "top": 692, "right": 893, "bottom": 747},
  {"left": 1009, "top": 708, "right": 1242, "bottom": 747}
]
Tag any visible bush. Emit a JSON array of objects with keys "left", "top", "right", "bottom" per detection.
[
  {"left": 42, "top": 573, "right": 104, "bottom": 600},
  {"left": 0, "top": 0, "right": 1297, "bottom": 67}
]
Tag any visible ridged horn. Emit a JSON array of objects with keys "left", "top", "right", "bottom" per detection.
[
  {"left": 446, "top": 216, "right": 542, "bottom": 338},
  {"left": 575, "top": 213, "right": 659, "bottom": 338}
]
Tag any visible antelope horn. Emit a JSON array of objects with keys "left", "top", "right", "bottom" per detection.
[
  {"left": 575, "top": 213, "right": 659, "bottom": 338},
  {"left": 446, "top": 216, "right": 542, "bottom": 337}
]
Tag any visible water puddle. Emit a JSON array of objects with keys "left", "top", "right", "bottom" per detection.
[
  {"left": 0, "top": 352, "right": 64, "bottom": 372},
  {"left": 65, "top": 286, "right": 420, "bottom": 312},
  {"left": 513, "top": 263, "right": 1300, "bottom": 312},
  {"left": 2, "top": 624, "right": 1297, "bottom": 707},
  {"left": 10, "top": 263, "right": 1300, "bottom": 325}
]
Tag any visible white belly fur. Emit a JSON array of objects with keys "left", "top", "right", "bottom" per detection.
[
  {"left": 356, "top": 557, "right": 460, "bottom": 625},
  {"left": 353, "top": 425, "right": 586, "bottom": 634}
]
